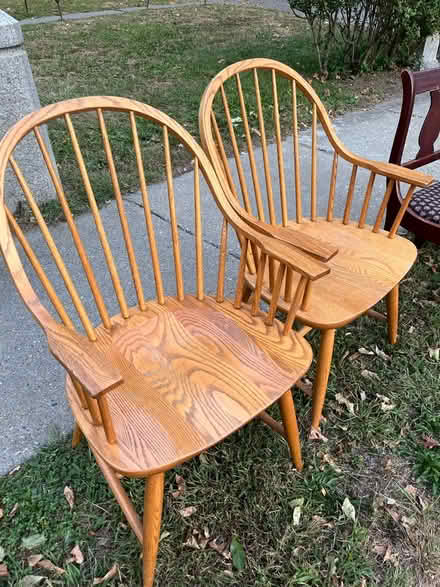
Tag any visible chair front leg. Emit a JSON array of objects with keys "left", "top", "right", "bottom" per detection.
[
  {"left": 278, "top": 390, "right": 303, "bottom": 471},
  {"left": 386, "top": 285, "right": 399, "bottom": 344},
  {"left": 311, "top": 328, "right": 336, "bottom": 430},
  {"left": 72, "top": 423, "right": 83, "bottom": 448},
  {"left": 143, "top": 472, "right": 165, "bottom": 587}
]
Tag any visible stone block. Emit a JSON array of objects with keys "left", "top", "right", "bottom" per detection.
[{"left": 0, "top": 10, "right": 56, "bottom": 209}]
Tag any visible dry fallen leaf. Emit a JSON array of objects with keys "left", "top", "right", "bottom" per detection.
[
  {"left": 0, "top": 564, "right": 7, "bottom": 577},
  {"left": 64, "top": 486, "right": 75, "bottom": 511},
  {"left": 359, "top": 347, "right": 374, "bottom": 355},
  {"left": 22, "top": 534, "right": 46, "bottom": 550},
  {"left": 27, "top": 554, "right": 43, "bottom": 568},
  {"left": 385, "top": 507, "right": 400, "bottom": 523},
  {"left": 404, "top": 484, "right": 417, "bottom": 497},
  {"left": 361, "top": 369, "right": 380, "bottom": 381},
  {"left": 311, "top": 515, "right": 333, "bottom": 528},
  {"left": 375, "top": 345, "right": 391, "bottom": 361},
  {"left": 360, "top": 391, "right": 366, "bottom": 401},
  {"left": 322, "top": 453, "right": 342, "bottom": 473},
  {"left": 9, "top": 503, "right": 18, "bottom": 518},
  {"left": 171, "top": 475, "right": 185, "bottom": 498},
  {"left": 0, "top": 508, "right": 3, "bottom": 520},
  {"left": 208, "top": 538, "right": 231, "bottom": 560},
  {"left": 93, "top": 563, "right": 118, "bottom": 584},
  {"left": 429, "top": 347, "right": 440, "bottom": 361},
  {"left": 8, "top": 465, "right": 21, "bottom": 476},
  {"left": 335, "top": 393, "right": 355, "bottom": 415},
  {"left": 423, "top": 435, "right": 440, "bottom": 449},
  {"left": 17, "top": 576, "right": 45, "bottom": 586},
  {"left": 179, "top": 506, "right": 197, "bottom": 518},
  {"left": 408, "top": 325, "right": 415, "bottom": 334},
  {"left": 309, "top": 427, "right": 328, "bottom": 442},
  {"left": 37, "top": 559, "right": 65, "bottom": 575},
  {"left": 342, "top": 497, "right": 356, "bottom": 522},
  {"left": 67, "top": 544, "right": 84, "bottom": 565}
]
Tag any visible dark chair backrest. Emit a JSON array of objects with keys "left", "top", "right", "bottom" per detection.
[{"left": 389, "top": 68, "right": 440, "bottom": 170}]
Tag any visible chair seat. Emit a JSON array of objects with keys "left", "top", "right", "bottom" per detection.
[
  {"left": 66, "top": 295, "right": 312, "bottom": 476},
  {"left": 408, "top": 181, "right": 440, "bottom": 224},
  {"left": 246, "top": 218, "right": 417, "bottom": 329}
]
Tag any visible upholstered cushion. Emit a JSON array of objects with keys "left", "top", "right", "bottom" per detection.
[{"left": 409, "top": 181, "right": 440, "bottom": 224}]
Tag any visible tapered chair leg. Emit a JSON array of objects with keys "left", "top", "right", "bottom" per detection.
[
  {"left": 143, "top": 472, "right": 165, "bottom": 587},
  {"left": 72, "top": 423, "right": 83, "bottom": 448},
  {"left": 279, "top": 390, "right": 303, "bottom": 471},
  {"left": 311, "top": 328, "right": 336, "bottom": 430},
  {"left": 386, "top": 285, "right": 399, "bottom": 344}
]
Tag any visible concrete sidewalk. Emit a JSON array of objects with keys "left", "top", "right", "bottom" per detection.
[{"left": 1, "top": 92, "right": 438, "bottom": 475}]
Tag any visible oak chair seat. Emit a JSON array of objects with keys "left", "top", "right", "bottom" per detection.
[
  {"left": 67, "top": 296, "right": 312, "bottom": 477},
  {"left": 246, "top": 219, "right": 417, "bottom": 329}
]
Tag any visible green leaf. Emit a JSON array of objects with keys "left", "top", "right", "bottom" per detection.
[
  {"left": 21, "top": 534, "right": 46, "bottom": 550},
  {"left": 230, "top": 536, "right": 246, "bottom": 571}
]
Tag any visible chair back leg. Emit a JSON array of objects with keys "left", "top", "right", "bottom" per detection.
[
  {"left": 311, "top": 328, "right": 336, "bottom": 430},
  {"left": 143, "top": 473, "right": 165, "bottom": 587},
  {"left": 386, "top": 285, "right": 399, "bottom": 345}
]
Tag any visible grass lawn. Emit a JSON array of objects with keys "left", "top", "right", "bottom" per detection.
[
  {"left": 2, "top": 5, "right": 440, "bottom": 586},
  {"left": 13, "top": 5, "right": 399, "bottom": 223},
  {"left": 1, "top": 243, "right": 440, "bottom": 585},
  {"left": 0, "top": 0, "right": 186, "bottom": 21}
]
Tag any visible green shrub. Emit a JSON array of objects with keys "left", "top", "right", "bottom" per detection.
[{"left": 288, "top": 0, "right": 440, "bottom": 75}]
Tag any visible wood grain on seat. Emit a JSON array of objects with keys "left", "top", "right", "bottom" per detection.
[
  {"left": 246, "top": 219, "right": 417, "bottom": 329},
  {"left": 67, "top": 296, "right": 312, "bottom": 477}
]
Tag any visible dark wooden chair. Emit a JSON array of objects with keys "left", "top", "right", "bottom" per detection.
[{"left": 385, "top": 67, "right": 440, "bottom": 245}]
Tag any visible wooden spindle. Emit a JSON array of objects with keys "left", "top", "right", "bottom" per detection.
[
  {"left": 292, "top": 80, "right": 302, "bottom": 224},
  {"left": 265, "top": 262, "right": 286, "bottom": 325},
  {"left": 284, "top": 267, "right": 293, "bottom": 302},
  {"left": 358, "top": 172, "right": 376, "bottom": 228},
  {"left": 64, "top": 113, "right": 129, "bottom": 319},
  {"left": 268, "top": 257, "right": 276, "bottom": 291},
  {"left": 6, "top": 206, "right": 74, "bottom": 329},
  {"left": 216, "top": 219, "right": 228, "bottom": 303},
  {"left": 71, "top": 377, "right": 88, "bottom": 410},
  {"left": 301, "top": 279, "right": 313, "bottom": 311},
  {"left": 193, "top": 158, "right": 204, "bottom": 300},
  {"left": 97, "top": 109, "right": 146, "bottom": 311},
  {"left": 311, "top": 104, "right": 317, "bottom": 221},
  {"left": 272, "top": 70, "right": 288, "bottom": 227},
  {"left": 129, "top": 112, "right": 165, "bottom": 305},
  {"left": 220, "top": 84, "right": 253, "bottom": 213},
  {"left": 97, "top": 395, "right": 116, "bottom": 444},
  {"left": 327, "top": 152, "right": 338, "bottom": 222},
  {"left": 253, "top": 68, "right": 276, "bottom": 224},
  {"left": 33, "top": 127, "right": 112, "bottom": 329},
  {"left": 85, "top": 393, "right": 102, "bottom": 425},
  {"left": 234, "top": 238, "right": 249, "bottom": 309},
  {"left": 163, "top": 125, "right": 184, "bottom": 301},
  {"left": 373, "top": 179, "right": 395, "bottom": 233},
  {"left": 211, "top": 113, "right": 238, "bottom": 199},
  {"left": 343, "top": 165, "right": 358, "bottom": 224},
  {"left": 389, "top": 184, "right": 416, "bottom": 238},
  {"left": 9, "top": 156, "right": 96, "bottom": 341},
  {"left": 251, "top": 251, "right": 267, "bottom": 316},
  {"left": 283, "top": 275, "right": 308, "bottom": 335},
  {"left": 235, "top": 74, "right": 265, "bottom": 220}
]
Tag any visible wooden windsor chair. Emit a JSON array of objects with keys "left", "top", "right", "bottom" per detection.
[
  {"left": 0, "top": 97, "right": 330, "bottom": 586},
  {"left": 199, "top": 58, "right": 433, "bottom": 431}
]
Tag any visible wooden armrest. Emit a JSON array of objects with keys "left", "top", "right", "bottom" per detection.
[
  {"left": 352, "top": 156, "right": 433, "bottom": 187},
  {"left": 45, "top": 323, "right": 123, "bottom": 398},
  {"left": 258, "top": 234, "right": 330, "bottom": 281},
  {"left": 225, "top": 192, "right": 337, "bottom": 261},
  {"left": 259, "top": 222, "right": 337, "bottom": 262}
]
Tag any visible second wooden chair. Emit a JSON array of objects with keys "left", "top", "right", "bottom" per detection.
[{"left": 199, "top": 58, "right": 433, "bottom": 431}]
